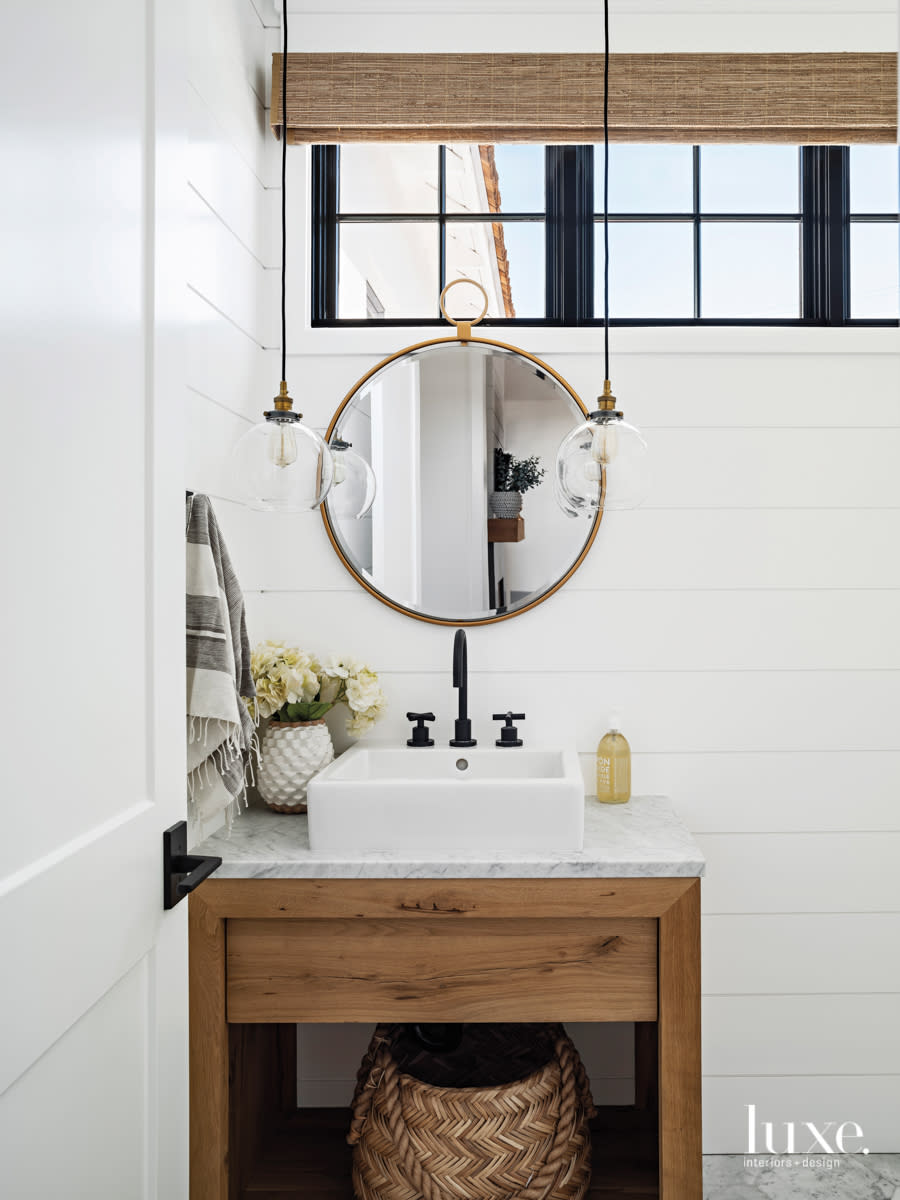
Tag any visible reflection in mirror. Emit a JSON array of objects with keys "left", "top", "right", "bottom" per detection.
[
  {"left": 324, "top": 340, "right": 598, "bottom": 624},
  {"left": 329, "top": 438, "right": 377, "bottom": 520}
]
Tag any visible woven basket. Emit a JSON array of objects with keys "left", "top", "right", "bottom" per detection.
[{"left": 348, "top": 1023, "right": 596, "bottom": 1200}]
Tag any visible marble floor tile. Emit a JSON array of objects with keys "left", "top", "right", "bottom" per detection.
[{"left": 704, "top": 1154, "right": 900, "bottom": 1199}]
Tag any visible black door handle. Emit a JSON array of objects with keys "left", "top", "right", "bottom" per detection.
[{"left": 163, "top": 821, "right": 222, "bottom": 910}]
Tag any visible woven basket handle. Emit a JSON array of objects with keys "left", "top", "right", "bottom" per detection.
[
  {"left": 562, "top": 1025, "right": 598, "bottom": 1123},
  {"left": 514, "top": 1032, "right": 597, "bottom": 1200},
  {"left": 349, "top": 1029, "right": 447, "bottom": 1200},
  {"left": 347, "top": 1023, "right": 395, "bottom": 1147}
]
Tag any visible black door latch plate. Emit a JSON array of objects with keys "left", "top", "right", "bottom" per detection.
[{"left": 163, "top": 821, "right": 222, "bottom": 910}]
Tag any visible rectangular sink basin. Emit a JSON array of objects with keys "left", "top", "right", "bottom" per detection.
[{"left": 306, "top": 745, "right": 584, "bottom": 856}]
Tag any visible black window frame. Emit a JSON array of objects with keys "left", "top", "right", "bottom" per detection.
[{"left": 311, "top": 144, "right": 899, "bottom": 328}]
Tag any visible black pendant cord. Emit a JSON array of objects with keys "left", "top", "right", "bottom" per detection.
[
  {"left": 280, "top": 3, "right": 288, "bottom": 384},
  {"left": 603, "top": 0, "right": 610, "bottom": 382}
]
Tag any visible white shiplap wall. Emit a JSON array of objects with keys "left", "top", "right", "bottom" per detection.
[
  {"left": 246, "top": 332, "right": 900, "bottom": 1147},
  {"left": 184, "top": 0, "right": 277, "bottom": 846},
  {"left": 185, "top": 0, "right": 276, "bottom": 587},
  {"left": 190, "top": 0, "right": 900, "bottom": 1152}
]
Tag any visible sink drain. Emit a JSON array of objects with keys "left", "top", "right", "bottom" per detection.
[{"left": 455, "top": 758, "right": 469, "bottom": 771}]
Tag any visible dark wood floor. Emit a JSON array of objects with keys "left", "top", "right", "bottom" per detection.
[{"left": 242, "top": 1107, "right": 659, "bottom": 1199}]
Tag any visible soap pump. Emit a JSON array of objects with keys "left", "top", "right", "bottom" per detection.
[{"left": 596, "top": 713, "right": 631, "bottom": 804}]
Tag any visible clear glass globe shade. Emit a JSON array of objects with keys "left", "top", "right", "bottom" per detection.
[
  {"left": 556, "top": 415, "right": 649, "bottom": 514},
  {"left": 328, "top": 444, "right": 377, "bottom": 520},
  {"left": 232, "top": 417, "right": 335, "bottom": 512}
]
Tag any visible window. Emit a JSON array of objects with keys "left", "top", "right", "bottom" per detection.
[
  {"left": 311, "top": 144, "right": 900, "bottom": 326},
  {"left": 848, "top": 145, "right": 900, "bottom": 320},
  {"left": 315, "top": 144, "right": 546, "bottom": 322},
  {"left": 597, "top": 145, "right": 802, "bottom": 320}
]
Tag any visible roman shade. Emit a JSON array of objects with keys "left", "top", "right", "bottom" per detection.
[{"left": 272, "top": 52, "right": 897, "bottom": 145}]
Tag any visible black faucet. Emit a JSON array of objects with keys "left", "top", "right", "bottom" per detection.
[{"left": 449, "top": 629, "right": 476, "bottom": 747}]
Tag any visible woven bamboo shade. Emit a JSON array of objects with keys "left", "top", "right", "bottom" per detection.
[{"left": 272, "top": 52, "right": 896, "bottom": 145}]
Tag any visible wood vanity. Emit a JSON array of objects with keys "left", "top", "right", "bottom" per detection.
[{"left": 189, "top": 797, "right": 704, "bottom": 1199}]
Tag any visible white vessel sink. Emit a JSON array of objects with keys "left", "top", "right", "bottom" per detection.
[{"left": 306, "top": 745, "right": 585, "bottom": 856}]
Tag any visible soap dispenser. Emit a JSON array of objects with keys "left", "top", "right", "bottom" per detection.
[{"left": 596, "top": 714, "right": 631, "bottom": 804}]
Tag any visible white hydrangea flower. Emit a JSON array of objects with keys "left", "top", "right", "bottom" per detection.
[
  {"left": 345, "top": 670, "right": 385, "bottom": 715},
  {"left": 347, "top": 701, "right": 384, "bottom": 736},
  {"left": 249, "top": 641, "right": 386, "bottom": 734},
  {"left": 320, "top": 653, "right": 350, "bottom": 680}
]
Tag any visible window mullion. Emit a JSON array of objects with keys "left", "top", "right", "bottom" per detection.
[
  {"left": 693, "top": 145, "right": 701, "bottom": 319},
  {"left": 546, "top": 146, "right": 593, "bottom": 324},
  {"left": 831, "top": 147, "right": 851, "bottom": 323},
  {"left": 311, "top": 145, "right": 339, "bottom": 322},
  {"left": 801, "top": 146, "right": 850, "bottom": 323},
  {"left": 545, "top": 147, "right": 564, "bottom": 322},
  {"left": 574, "top": 145, "right": 594, "bottom": 325}
]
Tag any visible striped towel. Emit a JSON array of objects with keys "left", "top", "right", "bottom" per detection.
[{"left": 186, "top": 493, "right": 256, "bottom": 832}]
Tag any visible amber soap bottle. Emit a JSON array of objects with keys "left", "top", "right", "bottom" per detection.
[{"left": 596, "top": 715, "right": 631, "bottom": 804}]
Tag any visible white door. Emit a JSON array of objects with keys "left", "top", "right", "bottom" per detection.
[{"left": 0, "top": 2, "right": 189, "bottom": 1197}]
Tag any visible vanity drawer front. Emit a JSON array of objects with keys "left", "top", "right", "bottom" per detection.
[{"left": 226, "top": 917, "right": 657, "bottom": 1022}]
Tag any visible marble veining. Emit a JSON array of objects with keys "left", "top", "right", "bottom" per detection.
[
  {"left": 704, "top": 1153, "right": 900, "bottom": 1199},
  {"left": 192, "top": 794, "right": 705, "bottom": 879}
]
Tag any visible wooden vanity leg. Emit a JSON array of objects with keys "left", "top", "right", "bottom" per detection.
[
  {"left": 189, "top": 894, "right": 229, "bottom": 1200},
  {"left": 658, "top": 880, "right": 702, "bottom": 1199}
]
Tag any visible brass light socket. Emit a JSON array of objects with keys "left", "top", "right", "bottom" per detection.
[
  {"left": 597, "top": 379, "right": 617, "bottom": 411},
  {"left": 269, "top": 380, "right": 303, "bottom": 419},
  {"left": 273, "top": 380, "right": 293, "bottom": 411}
]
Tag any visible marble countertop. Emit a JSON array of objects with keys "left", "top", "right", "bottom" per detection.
[{"left": 193, "top": 795, "right": 705, "bottom": 880}]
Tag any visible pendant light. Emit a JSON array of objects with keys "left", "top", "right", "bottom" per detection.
[
  {"left": 555, "top": 0, "right": 649, "bottom": 514},
  {"left": 232, "top": 5, "right": 335, "bottom": 512}
]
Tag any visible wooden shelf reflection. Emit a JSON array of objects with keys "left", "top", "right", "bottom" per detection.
[{"left": 488, "top": 516, "right": 525, "bottom": 543}]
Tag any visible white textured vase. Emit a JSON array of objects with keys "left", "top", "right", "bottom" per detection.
[
  {"left": 257, "top": 720, "right": 335, "bottom": 813},
  {"left": 490, "top": 490, "right": 523, "bottom": 519}
]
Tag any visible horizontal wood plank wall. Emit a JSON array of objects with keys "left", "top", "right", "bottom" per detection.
[
  {"left": 219, "top": 3, "right": 900, "bottom": 1147},
  {"left": 254, "top": 4, "right": 897, "bottom": 59},
  {"left": 185, "top": 0, "right": 274, "bottom": 847},
  {"left": 185, "top": 2, "right": 273, "bottom": 500},
  {"left": 239, "top": 335, "right": 900, "bottom": 1145}
]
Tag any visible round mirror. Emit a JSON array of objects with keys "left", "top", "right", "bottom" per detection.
[{"left": 323, "top": 336, "right": 600, "bottom": 626}]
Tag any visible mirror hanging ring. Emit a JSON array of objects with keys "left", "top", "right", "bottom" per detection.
[
  {"left": 439, "top": 277, "right": 489, "bottom": 341},
  {"left": 322, "top": 280, "right": 603, "bottom": 627}
]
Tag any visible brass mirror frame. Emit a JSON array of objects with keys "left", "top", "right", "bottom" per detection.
[{"left": 322, "top": 333, "right": 602, "bottom": 627}]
